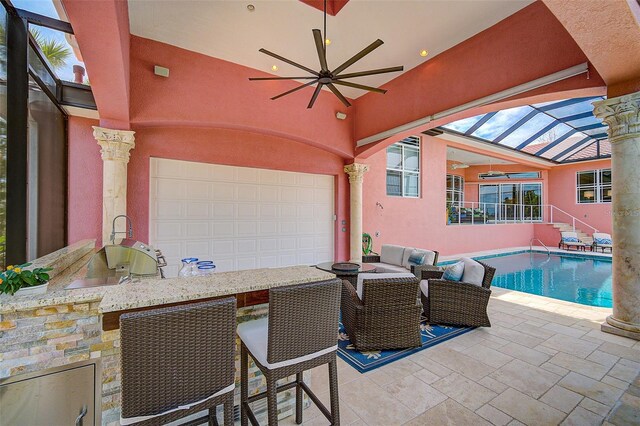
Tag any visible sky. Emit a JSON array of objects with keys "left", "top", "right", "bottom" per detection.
[
  {"left": 442, "top": 97, "right": 607, "bottom": 159},
  {"left": 12, "top": 0, "right": 86, "bottom": 83}
]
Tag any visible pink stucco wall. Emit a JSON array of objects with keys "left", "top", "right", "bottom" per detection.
[
  {"left": 67, "top": 117, "right": 102, "bottom": 245},
  {"left": 362, "top": 136, "right": 537, "bottom": 256},
  {"left": 547, "top": 159, "right": 613, "bottom": 234}
]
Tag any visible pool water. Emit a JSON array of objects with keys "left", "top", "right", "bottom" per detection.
[{"left": 478, "top": 252, "right": 613, "bottom": 308}]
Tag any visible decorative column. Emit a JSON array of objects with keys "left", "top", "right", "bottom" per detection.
[
  {"left": 93, "top": 126, "right": 136, "bottom": 246},
  {"left": 593, "top": 91, "right": 640, "bottom": 340},
  {"left": 344, "top": 163, "right": 369, "bottom": 263}
]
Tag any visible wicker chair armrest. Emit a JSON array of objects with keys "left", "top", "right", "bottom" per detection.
[
  {"left": 341, "top": 279, "right": 363, "bottom": 308},
  {"left": 420, "top": 267, "right": 445, "bottom": 280},
  {"left": 362, "top": 254, "right": 380, "bottom": 263},
  {"left": 428, "top": 279, "right": 492, "bottom": 297},
  {"left": 413, "top": 264, "right": 444, "bottom": 279}
]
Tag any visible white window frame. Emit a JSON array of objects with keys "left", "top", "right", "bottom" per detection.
[
  {"left": 577, "top": 168, "right": 611, "bottom": 204},
  {"left": 386, "top": 136, "right": 420, "bottom": 198},
  {"left": 446, "top": 174, "right": 464, "bottom": 207}
]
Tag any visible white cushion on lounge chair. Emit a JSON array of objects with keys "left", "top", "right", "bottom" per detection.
[
  {"left": 419, "top": 279, "right": 429, "bottom": 297},
  {"left": 593, "top": 232, "right": 611, "bottom": 241},
  {"left": 401, "top": 247, "right": 416, "bottom": 268},
  {"left": 237, "top": 318, "right": 336, "bottom": 369},
  {"left": 356, "top": 272, "right": 415, "bottom": 300},
  {"left": 460, "top": 257, "right": 484, "bottom": 286},
  {"left": 380, "top": 244, "right": 405, "bottom": 266},
  {"left": 367, "top": 262, "right": 409, "bottom": 273}
]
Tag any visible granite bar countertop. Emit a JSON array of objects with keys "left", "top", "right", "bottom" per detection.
[{"left": 99, "top": 266, "right": 336, "bottom": 313}]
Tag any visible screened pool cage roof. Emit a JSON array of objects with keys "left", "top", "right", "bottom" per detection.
[{"left": 439, "top": 96, "right": 609, "bottom": 163}]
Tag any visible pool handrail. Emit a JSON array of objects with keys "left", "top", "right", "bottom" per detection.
[{"left": 530, "top": 238, "right": 550, "bottom": 257}]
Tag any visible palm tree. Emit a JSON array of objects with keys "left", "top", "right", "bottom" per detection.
[{"left": 29, "top": 28, "right": 71, "bottom": 70}]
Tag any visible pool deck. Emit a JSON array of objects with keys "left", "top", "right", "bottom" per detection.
[
  {"left": 439, "top": 246, "right": 614, "bottom": 262},
  {"left": 287, "top": 251, "right": 638, "bottom": 426}
]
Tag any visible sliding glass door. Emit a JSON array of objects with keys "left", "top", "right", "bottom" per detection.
[{"left": 479, "top": 183, "right": 542, "bottom": 222}]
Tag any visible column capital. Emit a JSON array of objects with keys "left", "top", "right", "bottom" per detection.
[
  {"left": 593, "top": 91, "right": 640, "bottom": 141},
  {"left": 92, "top": 126, "right": 136, "bottom": 163},
  {"left": 344, "top": 163, "right": 369, "bottom": 184}
]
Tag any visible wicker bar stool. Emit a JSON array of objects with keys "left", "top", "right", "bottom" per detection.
[
  {"left": 237, "top": 278, "right": 342, "bottom": 426},
  {"left": 119, "top": 298, "right": 237, "bottom": 426}
]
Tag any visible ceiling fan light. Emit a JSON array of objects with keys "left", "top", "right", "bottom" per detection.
[
  {"left": 271, "top": 65, "right": 278, "bottom": 71},
  {"left": 420, "top": 49, "right": 429, "bottom": 57}
]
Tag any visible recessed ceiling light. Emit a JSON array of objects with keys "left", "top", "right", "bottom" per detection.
[
  {"left": 271, "top": 65, "right": 278, "bottom": 71},
  {"left": 420, "top": 49, "right": 429, "bottom": 57},
  {"left": 247, "top": 4, "right": 255, "bottom": 11},
  {"left": 325, "top": 39, "right": 331, "bottom": 46}
]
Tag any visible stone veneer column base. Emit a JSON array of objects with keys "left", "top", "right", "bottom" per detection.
[{"left": 602, "top": 316, "right": 640, "bottom": 341}]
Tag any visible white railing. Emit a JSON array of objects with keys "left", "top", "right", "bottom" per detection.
[{"left": 447, "top": 202, "right": 598, "bottom": 232}]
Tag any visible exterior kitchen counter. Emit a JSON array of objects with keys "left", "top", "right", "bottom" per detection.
[{"left": 99, "top": 265, "right": 336, "bottom": 313}]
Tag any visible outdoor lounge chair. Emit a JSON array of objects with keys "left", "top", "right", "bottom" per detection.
[
  {"left": 362, "top": 244, "right": 439, "bottom": 278},
  {"left": 341, "top": 273, "right": 421, "bottom": 351},
  {"left": 559, "top": 231, "right": 587, "bottom": 251},
  {"left": 592, "top": 232, "right": 613, "bottom": 253},
  {"left": 420, "top": 258, "right": 495, "bottom": 327}
]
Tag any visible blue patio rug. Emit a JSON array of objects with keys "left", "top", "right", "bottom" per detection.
[{"left": 337, "top": 316, "right": 474, "bottom": 373}]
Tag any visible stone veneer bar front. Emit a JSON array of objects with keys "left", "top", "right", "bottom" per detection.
[{"left": 0, "top": 241, "right": 336, "bottom": 425}]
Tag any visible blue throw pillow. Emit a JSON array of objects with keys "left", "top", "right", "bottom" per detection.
[
  {"left": 408, "top": 251, "right": 426, "bottom": 266},
  {"left": 442, "top": 261, "right": 464, "bottom": 281},
  {"left": 595, "top": 238, "right": 612, "bottom": 245},
  {"left": 563, "top": 237, "right": 580, "bottom": 243}
]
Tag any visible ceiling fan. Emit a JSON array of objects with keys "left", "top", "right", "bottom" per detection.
[
  {"left": 450, "top": 163, "right": 470, "bottom": 170},
  {"left": 249, "top": 0, "right": 404, "bottom": 109}
]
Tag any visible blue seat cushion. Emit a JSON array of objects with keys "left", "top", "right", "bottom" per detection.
[
  {"left": 408, "top": 251, "right": 426, "bottom": 266},
  {"left": 594, "top": 237, "right": 612, "bottom": 245},
  {"left": 563, "top": 237, "right": 580, "bottom": 243},
  {"left": 442, "top": 261, "right": 464, "bottom": 282}
]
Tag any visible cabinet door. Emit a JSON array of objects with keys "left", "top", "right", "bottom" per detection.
[{"left": 0, "top": 363, "right": 96, "bottom": 426}]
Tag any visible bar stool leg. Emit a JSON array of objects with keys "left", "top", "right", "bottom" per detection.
[
  {"left": 266, "top": 373, "right": 279, "bottom": 426},
  {"left": 295, "top": 372, "right": 303, "bottom": 424},
  {"left": 328, "top": 358, "right": 340, "bottom": 425},
  {"left": 241, "top": 343, "right": 249, "bottom": 426},
  {"left": 224, "top": 393, "right": 234, "bottom": 426}
]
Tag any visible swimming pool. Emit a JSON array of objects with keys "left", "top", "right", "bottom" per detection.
[{"left": 457, "top": 252, "right": 612, "bottom": 308}]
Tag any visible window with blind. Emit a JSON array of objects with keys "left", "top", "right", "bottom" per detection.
[
  {"left": 577, "top": 169, "right": 611, "bottom": 203},
  {"left": 386, "top": 136, "right": 420, "bottom": 197}
]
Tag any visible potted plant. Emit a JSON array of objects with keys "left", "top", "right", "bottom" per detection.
[{"left": 0, "top": 263, "right": 52, "bottom": 296}]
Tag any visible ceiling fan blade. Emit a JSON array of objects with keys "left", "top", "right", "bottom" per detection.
[
  {"left": 331, "top": 39, "right": 384, "bottom": 75},
  {"left": 332, "top": 80, "right": 387, "bottom": 94},
  {"left": 326, "top": 83, "right": 352, "bottom": 107},
  {"left": 312, "top": 29, "right": 329, "bottom": 72},
  {"left": 307, "top": 83, "right": 324, "bottom": 109},
  {"left": 271, "top": 80, "right": 319, "bottom": 100},
  {"left": 335, "top": 66, "right": 404, "bottom": 80},
  {"left": 249, "top": 76, "right": 318, "bottom": 81},
  {"left": 259, "top": 48, "right": 319, "bottom": 76}
]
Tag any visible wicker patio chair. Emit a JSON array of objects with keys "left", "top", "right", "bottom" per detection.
[
  {"left": 420, "top": 261, "right": 496, "bottom": 327},
  {"left": 238, "top": 278, "right": 342, "bottom": 426},
  {"left": 119, "top": 298, "right": 237, "bottom": 426},
  {"left": 341, "top": 273, "right": 421, "bottom": 351},
  {"left": 362, "top": 250, "right": 439, "bottom": 278}
]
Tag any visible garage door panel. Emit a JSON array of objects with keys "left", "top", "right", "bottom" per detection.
[{"left": 150, "top": 159, "right": 334, "bottom": 277}]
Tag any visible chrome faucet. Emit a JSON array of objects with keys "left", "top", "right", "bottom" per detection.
[{"left": 110, "top": 215, "right": 134, "bottom": 244}]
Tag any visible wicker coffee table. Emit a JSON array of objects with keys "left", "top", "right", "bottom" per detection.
[{"left": 315, "top": 262, "right": 377, "bottom": 286}]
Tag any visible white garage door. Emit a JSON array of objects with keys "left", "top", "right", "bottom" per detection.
[{"left": 149, "top": 158, "right": 335, "bottom": 277}]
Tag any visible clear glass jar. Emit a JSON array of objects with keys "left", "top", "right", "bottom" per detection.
[
  {"left": 178, "top": 258, "right": 199, "bottom": 278},
  {"left": 197, "top": 264, "right": 216, "bottom": 276}
]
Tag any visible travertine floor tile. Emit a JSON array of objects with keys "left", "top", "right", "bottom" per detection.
[
  {"left": 608, "top": 359, "right": 640, "bottom": 383},
  {"left": 478, "top": 376, "right": 510, "bottom": 394},
  {"left": 542, "top": 322, "right": 587, "bottom": 338},
  {"left": 580, "top": 397, "right": 613, "bottom": 417},
  {"left": 561, "top": 406, "right": 604, "bottom": 426},
  {"left": 432, "top": 373, "right": 497, "bottom": 411},
  {"left": 586, "top": 350, "right": 620, "bottom": 369},
  {"left": 476, "top": 403, "right": 512, "bottom": 426},
  {"left": 548, "top": 352, "right": 611, "bottom": 380},
  {"left": 541, "top": 334, "right": 599, "bottom": 358},
  {"left": 412, "top": 368, "right": 441, "bottom": 385},
  {"left": 339, "top": 377, "right": 416, "bottom": 425},
  {"left": 385, "top": 374, "right": 447, "bottom": 415},
  {"left": 499, "top": 342, "right": 550, "bottom": 366},
  {"left": 426, "top": 347, "right": 496, "bottom": 381},
  {"left": 597, "top": 342, "right": 640, "bottom": 362},
  {"left": 559, "top": 372, "right": 625, "bottom": 406},
  {"left": 540, "top": 385, "right": 584, "bottom": 414},
  {"left": 490, "top": 388, "right": 565, "bottom": 425},
  {"left": 461, "top": 343, "right": 513, "bottom": 369},
  {"left": 404, "top": 399, "right": 491, "bottom": 426},
  {"left": 490, "top": 359, "right": 561, "bottom": 398}
]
